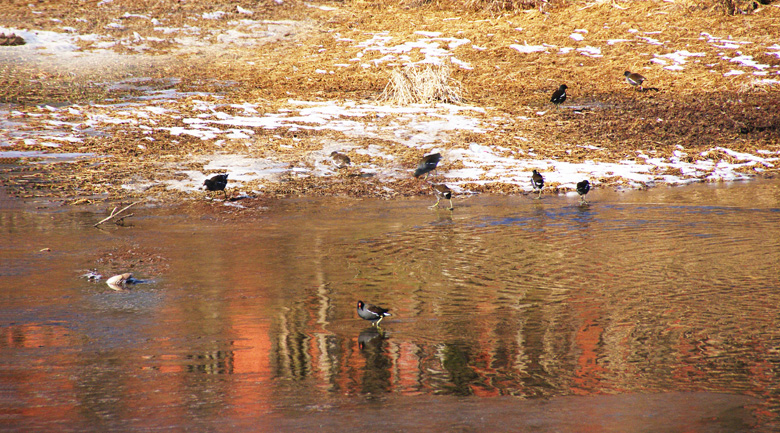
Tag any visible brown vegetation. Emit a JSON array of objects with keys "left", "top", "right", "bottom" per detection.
[{"left": 1, "top": 0, "right": 779, "bottom": 205}]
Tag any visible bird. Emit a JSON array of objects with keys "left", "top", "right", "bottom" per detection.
[
  {"left": 576, "top": 180, "right": 591, "bottom": 204},
  {"left": 357, "top": 301, "right": 391, "bottom": 326},
  {"left": 531, "top": 170, "right": 544, "bottom": 199},
  {"left": 330, "top": 151, "right": 351, "bottom": 169},
  {"left": 430, "top": 184, "right": 453, "bottom": 210},
  {"left": 624, "top": 71, "right": 646, "bottom": 91},
  {"left": 203, "top": 173, "right": 229, "bottom": 200},
  {"left": 414, "top": 153, "right": 442, "bottom": 179},
  {"left": 550, "top": 84, "right": 567, "bottom": 108}
]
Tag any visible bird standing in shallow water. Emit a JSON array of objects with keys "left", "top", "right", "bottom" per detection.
[
  {"left": 624, "top": 71, "right": 646, "bottom": 91},
  {"left": 531, "top": 170, "right": 544, "bottom": 199},
  {"left": 550, "top": 84, "right": 567, "bottom": 108},
  {"left": 576, "top": 180, "right": 591, "bottom": 204},
  {"left": 430, "top": 184, "right": 454, "bottom": 210},
  {"left": 330, "top": 151, "right": 351, "bottom": 169},
  {"left": 357, "top": 301, "right": 391, "bottom": 326},
  {"left": 203, "top": 174, "right": 229, "bottom": 200},
  {"left": 414, "top": 153, "right": 442, "bottom": 179}
]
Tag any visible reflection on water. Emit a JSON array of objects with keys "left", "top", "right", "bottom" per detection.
[{"left": 1, "top": 181, "right": 780, "bottom": 431}]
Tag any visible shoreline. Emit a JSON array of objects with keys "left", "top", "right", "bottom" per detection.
[{"left": 1, "top": 0, "right": 779, "bottom": 204}]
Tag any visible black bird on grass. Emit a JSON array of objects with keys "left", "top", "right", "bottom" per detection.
[
  {"left": 330, "top": 151, "right": 351, "bottom": 169},
  {"left": 430, "top": 184, "right": 454, "bottom": 210},
  {"left": 550, "top": 84, "right": 567, "bottom": 108},
  {"left": 414, "top": 153, "right": 442, "bottom": 179},
  {"left": 531, "top": 170, "right": 544, "bottom": 199},
  {"left": 576, "top": 180, "right": 591, "bottom": 204},
  {"left": 624, "top": 71, "right": 646, "bottom": 91},
  {"left": 203, "top": 173, "right": 229, "bottom": 200},
  {"left": 357, "top": 301, "right": 391, "bottom": 326}
]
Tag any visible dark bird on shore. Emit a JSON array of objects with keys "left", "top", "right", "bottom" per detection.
[
  {"left": 330, "top": 151, "right": 351, "bottom": 169},
  {"left": 624, "top": 71, "right": 646, "bottom": 91},
  {"left": 550, "top": 84, "right": 567, "bottom": 108},
  {"left": 431, "top": 184, "right": 454, "bottom": 210},
  {"left": 357, "top": 300, "right": 391, "bottom": 326},
  {"left": 576, "top": 180, "right": 591, "bottom": 204},
  {"left": 531, "top": 170, "right": 544, "bottom": 199},
  {"left": 414, "top": 153, "right": 442, "bottom": 179},
  {"left": 203, "top": 173, "right": 229, "bottom": 200}
]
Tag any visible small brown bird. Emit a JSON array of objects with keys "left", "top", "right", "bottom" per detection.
[
  {"left": 531, "top": 170, "right": 544, "bottom": 199},
  {"left": 203, "top": 174, "right": 229, "bottom": 200},
  {"left": 550, "top": 84, "right": 567, "bottom": 108},
  {"left": 0, "top": 33, "right": 26, "bottom": 46},
  {"left": 330, "top": 151, "right": 351, "bottom": 169},
  {"left": 624, "top": 71, "right": 646, "bottom": 91},
  {"left": 430, "top": 184, "right": 454, "bottom": 210},
  {"left": 414, "top": 153, "right": 442, "bottom": 179},
  {"left": 357, "top": 301, "right": 391, "bottom": 326}
]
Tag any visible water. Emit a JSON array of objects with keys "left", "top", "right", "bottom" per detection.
[{"left": 1, "top": 181, "right": 779, "bottom": 432}]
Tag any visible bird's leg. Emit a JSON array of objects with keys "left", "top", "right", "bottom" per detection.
[
  {"left": 448, "top": 198, "right": 454, "bottom": 210},
  {"left": 375, "top": 316, "right": 384, "bottom": 326},
  {"left": 223, "top": 189, "right": 228, "bottom": 200},
  {"left": 430, "top": 197, "right": 441, "bottom": 209},
  {"left": 536, "top": 189, "right": 542, "bottom": 199}
]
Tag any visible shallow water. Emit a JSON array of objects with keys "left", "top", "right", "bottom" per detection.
[{"left": 2, "top": 181, "right": 780, "bottom": 432}]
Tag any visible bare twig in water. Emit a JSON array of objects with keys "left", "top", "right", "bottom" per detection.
[
  {"left": 114, "top": 213, "right": 134, "bottom": 225},
  {"left": 94, "top": 201, "right": 141, "bottom": 227}
]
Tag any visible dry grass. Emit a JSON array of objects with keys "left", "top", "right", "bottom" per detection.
[
  {"left": 738, "top": 79, "right": 779, "bottom": 94},
  {"left": 380, "top": 65, "right": 463, "bottom": 105},
  {"left": 441, "top": 0, "right": 772, "bottom": 14},
  {"left": 1, "top": 0, "right": 779, "bottom": 203},
  {"left": 460, "top": 0, "right": 549, "bottom": 13}
]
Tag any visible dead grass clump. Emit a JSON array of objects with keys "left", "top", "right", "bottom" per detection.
[
  {"left": 671, "top": 0, "right": 770, "bottom": 14},
  {"left": 460, "top": 0, "right": 549, "bottom": 13},
  {"left": 738, "top": 79, "right": 778, "bottom": 93},
  {"left": 719, "top": 0, "right": 767, "bottom": 14},
  {"left": 380, "top": 64, "right": 463, "bottom": 105}
]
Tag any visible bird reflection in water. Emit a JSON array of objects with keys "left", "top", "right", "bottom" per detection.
[
  {"left": 358, "top": 328, "right": 391, "bottom": 395},
  {"left": 358, "top": 327, "right": 385, "bottom": 350}
]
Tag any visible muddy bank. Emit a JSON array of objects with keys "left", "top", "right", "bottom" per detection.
[{"left": 1, "top": 0, "right": 779, "bottom": 205}]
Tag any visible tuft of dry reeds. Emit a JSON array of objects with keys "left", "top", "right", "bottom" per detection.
[
  {"left": 460, "top": 0, "right": 550, "bottom": 13},
  {"left": 737, "top": 79, "right": 778, "bottom": 94},
  {"left": 419, "top": 0, "right": 772, "bottom": 14},
  {"left": 666, "top": 0, "right": 770, "bottom": 14},
  {"left": 380, "top": 64, "right": 463, "bottom": 105}
]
